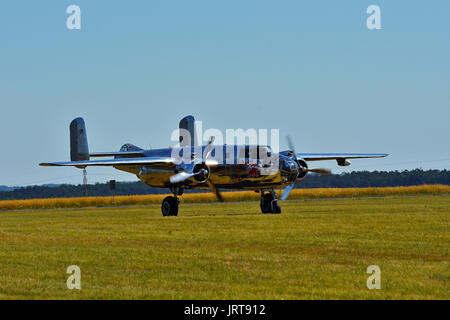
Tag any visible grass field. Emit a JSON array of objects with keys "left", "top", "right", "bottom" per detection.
[
  {"left": 0, "top": 196, "right": 448, "bottom": 299},
  {"left": 1, "top": 184, "right": 449, "bottom": 211}
]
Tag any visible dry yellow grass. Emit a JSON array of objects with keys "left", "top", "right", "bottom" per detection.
[{"left": 0, "top": 184, "right": 449, "bottom": 211}]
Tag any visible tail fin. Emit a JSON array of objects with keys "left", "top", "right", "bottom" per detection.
[
  {"left": 70, "top": 117, "right": 90, "bottom": 161},
  {"left": 179, "top": 115, "right": 198, "bottom": 147}
]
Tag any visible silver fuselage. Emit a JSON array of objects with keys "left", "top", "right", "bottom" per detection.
[{"left": 113, "top": 145, "right": 300, "bottom": 190}]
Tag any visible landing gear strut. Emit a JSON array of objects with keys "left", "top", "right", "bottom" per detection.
[
  {"left": 161, "top": 187, "right": 183, "bottom": 217},
  {"left": 260, "top": 190, "right": 281, "bottom": 214}
]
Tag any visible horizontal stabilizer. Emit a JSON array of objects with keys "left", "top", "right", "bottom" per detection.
[{"left": 40, "top": 157, "right": 174, "bottom": 168}]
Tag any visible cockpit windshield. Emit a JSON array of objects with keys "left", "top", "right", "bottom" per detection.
[{"left": 120, "top": 144, "right": 132, "bottom": 152}]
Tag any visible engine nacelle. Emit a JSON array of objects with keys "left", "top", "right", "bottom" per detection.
[
  {"left": 138, "top": 167, "right": 174, "bottom": 188},
  {"left": 296, "top": 158, "right": 308, "bottom": 182},
  {"left": 192, "top": 163, "right": 210, "bottom": 183}
]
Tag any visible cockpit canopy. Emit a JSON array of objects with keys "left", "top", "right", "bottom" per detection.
[{"left": 119, "top": 143, "right": 143, "bottom": 152}]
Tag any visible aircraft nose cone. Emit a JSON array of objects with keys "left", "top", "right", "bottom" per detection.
[
  {"left": 288, "top": 160, "right": 299, "bottom": 172},
  {"left": 280, "top": 158, "right": 300, "bottom": 183},
  {"left": 281, "top": 159, "right": 298, "bottom": 171}
]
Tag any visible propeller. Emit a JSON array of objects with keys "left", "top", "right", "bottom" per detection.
[
  {"left": 206, "top": 179, "right": 224, "bottom": 202},
  {"left": 169, "top": 137, "right": 224, "bottom": 202},
  {"left": 287, "top": 135, "right": 295, "bottom": 154},
  {"left": 203, "top": 136, "right": 215, "bottom": 159},
  {"left": 280, "top": 183, "right": 295, "bottom": 201},
  {"left": 281, "top": 136, "right": 331, "bottom": 201},
  {"left": 304, "top": 168, "right": 331, "bottom": 175}
]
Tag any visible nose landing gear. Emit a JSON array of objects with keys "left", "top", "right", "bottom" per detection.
[{"left": 260, "top": 190, "right": 281, "bottom": 214}]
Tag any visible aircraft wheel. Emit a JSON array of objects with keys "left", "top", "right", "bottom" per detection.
[
  {"left": 260, "top": 193, "right": 281, "bottom": 214},
  {"left": 162, "top": 196, "right": 179, "bottom": 217},
  {"left": 271, "top": 200, "right": 281, "bottom": 214},
  {"left": 260, "top": 193, "right": 272, "bottom": 213}
]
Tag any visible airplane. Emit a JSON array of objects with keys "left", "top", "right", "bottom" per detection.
[{"left": 40, "top": 116, "right": 388, "bottom": 216}]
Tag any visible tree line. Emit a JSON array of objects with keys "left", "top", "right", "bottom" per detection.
[{"left": 0, "top": 169, "right": 448, "bottom": 200}]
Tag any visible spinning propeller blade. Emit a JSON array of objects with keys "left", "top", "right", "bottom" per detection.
[
  {"left": 203, "top": 136, "right": 223, "bottom": 202},
  {"left": 305, "top": 168, "right": 331, "bottom": 175},
  {"left": 281, "top": 183, "right": 295, "bottom": 201},
  {"left": 206, "top": 179, "right": 224, "bottom": 202},
  {"left": 203, "top": 136, "right": 215, "bottom": 160},
  {"left": 287, "top": 135, "right": 296, "bottom": 154},
  {"left": 281, "top": 136, "right": 331, "bottom": 201}
]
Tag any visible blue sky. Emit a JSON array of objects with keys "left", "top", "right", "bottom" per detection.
[{"left": 1, "top": 1, "right": 449, "bottom": 186}]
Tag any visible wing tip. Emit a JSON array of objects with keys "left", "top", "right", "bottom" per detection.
[{"left": 39, "top": 163, "right": 52, "bottom": 166}]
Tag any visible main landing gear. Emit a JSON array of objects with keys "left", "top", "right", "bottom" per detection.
[
  {"left": 161, "top": 187, "right": 183, "bottom": 217},
  {"left": 162, "top": 188, "right": 281, "bottom": 216},
  {"left": 260, "top": 190, "right": 281, "bottom": 214}
]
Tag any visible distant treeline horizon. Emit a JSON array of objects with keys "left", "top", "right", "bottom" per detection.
[{"left": 0, "top": 169, "right": 449, "bottom": 201}]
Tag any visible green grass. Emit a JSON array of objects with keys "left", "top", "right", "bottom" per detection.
[{"left": 0, "top": 196, "right": 448, "bottom": 300}]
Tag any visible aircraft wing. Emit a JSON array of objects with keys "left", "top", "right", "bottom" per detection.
[
  {"left": 89, "top": 151, "right": 145, "bottom": 157},
  {"left": 297, "top": 153, "right": 388, "bottom": 162},
  {"left": 39, "top": 157, "right": 174, "bottom": 168},
  {"left": 39, "top": 157, "right": 219, "bottom": 168}
]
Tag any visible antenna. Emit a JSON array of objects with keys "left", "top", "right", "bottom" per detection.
[{"left": 83, "top": 168, "right": 88, "bottom": 196}]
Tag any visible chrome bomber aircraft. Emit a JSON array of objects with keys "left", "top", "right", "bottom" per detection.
[{"left": 40, "top": 116, "right": 388, "bottom": 216}]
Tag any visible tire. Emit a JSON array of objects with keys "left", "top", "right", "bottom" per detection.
[
  {"left": 271, "top": 200, "right": 281, "bottom": 214},
  {"left": 260, "top": 193, "right": 273, "bottom": 214},
  {"left": 162, "top": 196, "right": 179, "bottom": 216}
]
